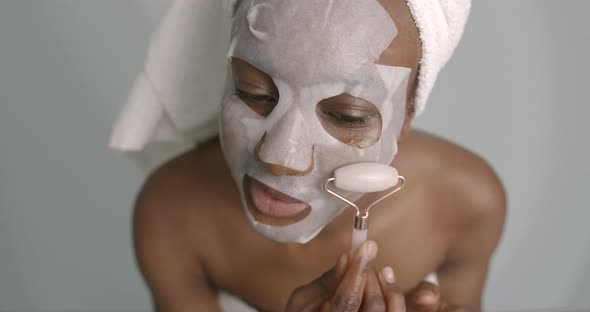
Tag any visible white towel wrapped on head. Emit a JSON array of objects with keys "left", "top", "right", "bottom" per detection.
[
  {"left": 406, "top": 0, "right": 471, "bottom": 114},
  {"left": 109, "top": 0, "right": 471, "bottom": 172}
]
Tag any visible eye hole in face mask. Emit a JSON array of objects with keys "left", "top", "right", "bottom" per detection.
[
  {"left": 316, "top": 94, "right": 382, "bottom": 149},
  {"left": 231, "top": 57, "right": 279, "bottom": 117}
]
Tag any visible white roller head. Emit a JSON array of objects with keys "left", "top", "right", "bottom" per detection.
[{"left": 333, "top": 163, "right": 399, "bottom": 193}]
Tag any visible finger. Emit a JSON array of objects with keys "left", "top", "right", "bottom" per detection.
[
  {"left": 377, "top": 267, "right": 406, "bottom": 312},
  {"left": 286, "top": 253, "right": 348, "bottom": 312},
  {"left": 406, "top": 273, "right": 441, "bottom": 312},
  {"left": 330, "top": 240, "right": 378, "bottom": 312},
  {"left": 360, "top": 269, "right": 386, "bottom": 312}
]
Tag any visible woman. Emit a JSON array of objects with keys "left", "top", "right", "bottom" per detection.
[{"left": 114, "top": 0, "right": 506, "bottom": 310}]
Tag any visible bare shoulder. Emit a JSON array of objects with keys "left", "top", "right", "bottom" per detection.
[
  {"left": 132, "top": 140, "right": 229, "bottom": 309},
  {"left": 134, "top": 139, "right": 230, "bottom": 254},
  {"left": 400, "top": 130, "right": 507, "bottom": 308},
  {"left": 399, "top": 129, "right": 507, "bottom": 235},
  {"left": 137, "top": 145, "right": 205, "bottom": 223},
  {"left": 397, "top": 130, "right": 507, "bottom": 308}
]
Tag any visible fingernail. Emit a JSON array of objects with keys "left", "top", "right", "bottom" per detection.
[
  {"left": 363, "top": 241, "right": 377, "bottom": 260},
  {"left": 381, "top": 267, "right": 395, "bottom": 284},
  {"left": 425, "top": 272, "right": 439, "bottom": 286}
]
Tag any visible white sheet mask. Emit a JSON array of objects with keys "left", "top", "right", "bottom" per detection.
[{"left": 219, "top": 0, "right": 412, "bottom": 243}]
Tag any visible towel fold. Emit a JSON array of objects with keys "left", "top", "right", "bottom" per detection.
[
  {"left": 110, "top": 0, "right": 233, "bottom": 171},
  {"left": 109, "top": 0, "right": 471, "bottom": 171}
]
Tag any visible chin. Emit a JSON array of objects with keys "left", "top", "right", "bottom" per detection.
[{"left": 247, "top": 216, "right": 327, "bottom": 245}]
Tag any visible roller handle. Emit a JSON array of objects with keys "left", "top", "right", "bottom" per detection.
[{"left": 351, "top": 228, "right": 368, "bottom": 254}]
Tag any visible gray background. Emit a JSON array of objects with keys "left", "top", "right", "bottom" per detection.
[{"left": 0, "top": 1, "right": 588, "bottom": 311}]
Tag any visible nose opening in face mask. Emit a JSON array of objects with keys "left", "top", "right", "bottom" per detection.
[
  {"left": 254, "top": 132, "right": 315, "bottom": 176},
  {"left": 253, "top": 103, "right": 315, "bottom": 175}
]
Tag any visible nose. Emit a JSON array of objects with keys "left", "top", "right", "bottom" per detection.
[
  {"left": 254, "top": 105, "right": 314, "bottom": 176},
  {"left": 254, "top": 133, "right": 314, "bottom": 176}
]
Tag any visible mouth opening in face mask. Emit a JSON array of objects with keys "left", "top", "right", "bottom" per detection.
[{"left": 243, "top": 175, "right": 312, "bottom": 226}]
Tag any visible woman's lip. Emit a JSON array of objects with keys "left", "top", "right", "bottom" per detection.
[{"left": 243, "top": 175, "right": 311, "bottom": 226}]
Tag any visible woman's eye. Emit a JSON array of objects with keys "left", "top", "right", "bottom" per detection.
[
  {"left": 323, "top": 111, "right": 370, "bottom": 127},
  {"left": 235, "top": 89, "right": 276, "bottom": 104},
  {"left": 234, "top": 89, "right": 278, "bottom": 116},
  {"left": 316, "top": 94, "right": 382, "bottom": 148}
]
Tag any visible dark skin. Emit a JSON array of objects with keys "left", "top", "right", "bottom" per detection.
[{"left": 132, "top": 0, "right": 506, "bottom": 311}]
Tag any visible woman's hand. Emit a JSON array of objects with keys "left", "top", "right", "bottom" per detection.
[
  {"left": 286, "top": 240, "right": 461, "bottom": 312},
  {"left": 286, "top": 240, "right": 406, "bottom": 311}
]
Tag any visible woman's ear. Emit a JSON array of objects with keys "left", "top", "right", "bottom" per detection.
[
  {"left": 399, "top": 69, "right": 419, "bottom": 143},
  {"left": 398, "top": 109, "right": 415, "bottom": 143}
]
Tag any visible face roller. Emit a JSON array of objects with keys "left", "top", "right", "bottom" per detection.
[{"left": 324, "top": 163, "right": 406, "bottom": 252}]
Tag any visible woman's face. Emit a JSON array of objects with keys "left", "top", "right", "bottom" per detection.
[{"left": 219, "top": 0, "right": 421, "bottom": 243}]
